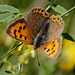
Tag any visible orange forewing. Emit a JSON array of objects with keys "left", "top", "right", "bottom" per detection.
[
  {"left": 40, "top": 37, "right": 62, "bottom": 59},
  {"left": 6, "top": 18, "right": 33, "bottom": 45}
]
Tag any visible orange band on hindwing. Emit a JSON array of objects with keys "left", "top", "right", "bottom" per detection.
[
  {"left": 6, "top": 18, "right": 33, "bottom": 45},
  {"left": 51, "top": 15, "right": 62, "bottom": 26},
  {"left": 33, "top": 9, "right": 50, "bottom": 18}
]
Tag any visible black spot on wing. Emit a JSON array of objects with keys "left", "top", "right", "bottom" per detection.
[
  {"left": 48, "top": 50, "right": 55, "bottom": 56},
  {"left": 53, "top": 44, "right": 55, "bottom": 47},
  {"left": 23, "top": 26, "right": 26, "bottom": 30},
  {"left": 18, "top": 30, "right": 20, "bottom": 33},
  {"left": 25, "top": 37, "right": 27, "bottom": 40},
  {"left": 19, "top": 26, "right": 22, "bottom": 30},
  {"left": 52, "top": 41, "right": 55, "bottom": 44},
  {"left": 47, "top": 49, "right": 50, "bottom": 52},
  {"left": 52, "top": 50, "right": 55, "bottom": 53},
  {"left": 14, "top": 30, "right": 17, "bottom": 38},
  {"left": 20, "top": 34, "right": 22, "bottom": 38},
  {"left": 44, "top": 47, "right": 47, "bottom": 50},
  {"left": 41, "top": 10, "right": 44, "bottom": 12},
  {"left": 51, "top": 48, "right": 53, "bottom": 50},
  {"left": 57, "top": 18, "right": 59, "bottom": 20},
  {"left": 14, "top": 30, "right": 16, "bottom": 34},
  {"left": 38, "top": 9, "right": 40, "bottom": 11}
]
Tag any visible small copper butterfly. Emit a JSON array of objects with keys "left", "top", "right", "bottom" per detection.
[{"left": 6, "top": 8, "right": 65, "bottom": 59}]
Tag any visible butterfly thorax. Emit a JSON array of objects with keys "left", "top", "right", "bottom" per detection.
[
  {"left": 34, "top": 34, "right": 44, "bottom": 49},
  {"left": 34, "top": 22, "right": 49, "bottom": 49}
]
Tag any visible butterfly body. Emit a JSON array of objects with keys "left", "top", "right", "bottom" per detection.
[
  {"left": 34, "top": 21, "right": 49, "bottom": 49},
  {"left": 6, "top": 8, "right": 65, "bottom": 59}
]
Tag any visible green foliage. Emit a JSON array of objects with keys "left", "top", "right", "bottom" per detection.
[
  {"left": 0, "top": 0, "right": 75, "bottom": 75},
  {"left": 0, "top": 5, "right": 21, "bottom": 24},
  {"left": 52, "top": 5, "right": 69, "bottom": 16},
  {"left": 61, "top": 33, "right": 75, "bottom": 42},
  {"left": 0, "top": 13, "right": 14, "bottom": 22},
  {"left": 0, "top": 64, "right": 22, "bottom": 75},
  {"left": 0, "top": 5, "right": 20, "bottom": 13},
  {"left": 47, "top": 0, "right": 69, "bottom": 16},
  {"left": 0, "top": 73, "right": 11, "bottom": 75}
]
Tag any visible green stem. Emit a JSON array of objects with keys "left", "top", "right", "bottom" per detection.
[
  {"left": 20, "top": 13, "right": 27, "bottom": 17},
  {"left": 0, "top": 41, "right": 15, "bottom": 68},
  {"left": 46, "top": 5, "right": 75, "bottom": 18},
  {"left": 0, "top": 42, "right": 23, "bottom": 60},
  {"left": 3, "top": 41, "right": 16, "bottom": 61},
  {"left": 60, "top": 6, "right": 75, "bottom": 17}
]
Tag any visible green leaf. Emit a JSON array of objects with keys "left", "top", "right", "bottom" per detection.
[
  {"left": 52, "top": 5, "right": 69, "bottom": 16},
  {"left": 7, "top": 14, "right": 20, "bottom": 23},
  {"left": 0, "top": 13, "right": 14, "bottom": 22},
  {"left": 0, "top": 73, "right": 12, "bottom": 75},
  {"left": 0, "top": 5, "right": 20, "bottom": 13},
  {"left": 0, "top": 13, "right": 20, "bottom": 23},
  {"left": 61, "top": 33, "right": 75, "bottom": 42}
]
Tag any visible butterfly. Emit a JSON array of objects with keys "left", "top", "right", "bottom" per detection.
[{"left": 6, "top": 8, "right": 65, "bottom": 59}]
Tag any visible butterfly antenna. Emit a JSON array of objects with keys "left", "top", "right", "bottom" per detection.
[{"left": 36, "top": 50, "right": 40, "bottom": 66}]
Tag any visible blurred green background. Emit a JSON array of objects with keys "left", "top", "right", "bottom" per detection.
[{"left": 0, "top": 0, "right": 75, "bottom": 75}]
